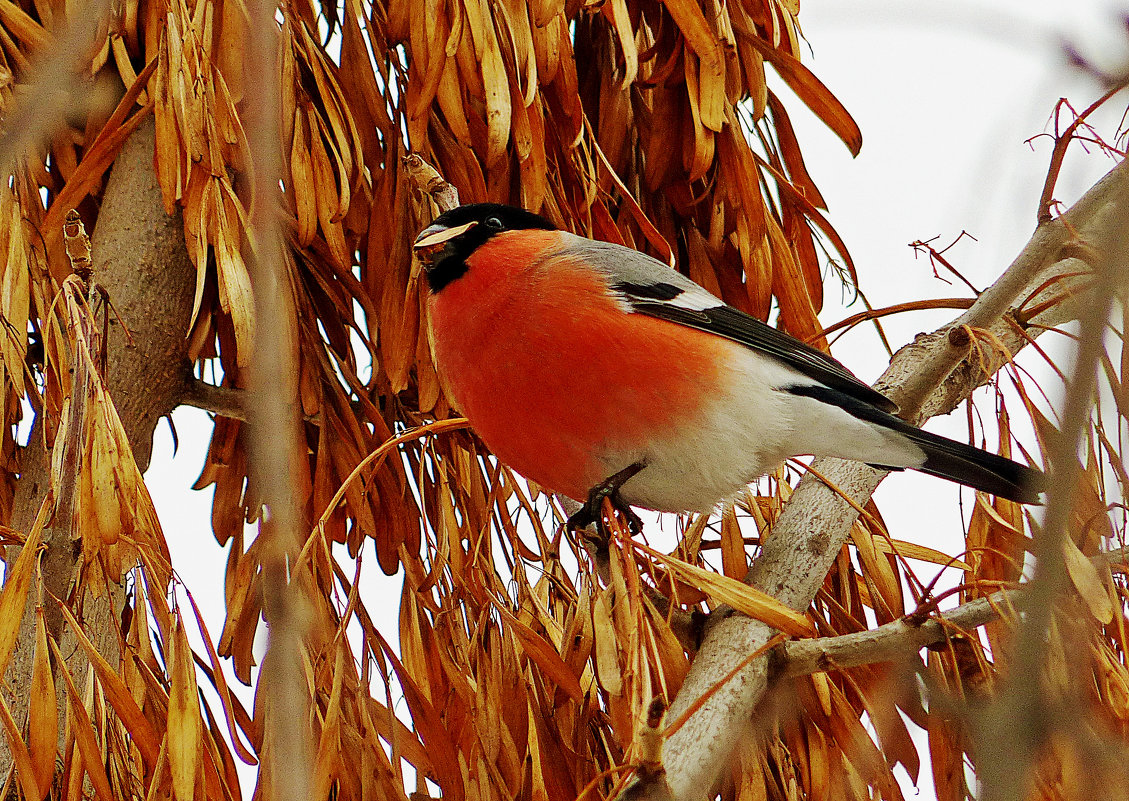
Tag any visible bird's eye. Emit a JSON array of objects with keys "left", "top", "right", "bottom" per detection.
[{"left": 484, "top": 216, "right": 504, "bottom": 230}]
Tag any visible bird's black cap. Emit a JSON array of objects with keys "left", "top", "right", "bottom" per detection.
[{"left": 413, "top": 203, "right": 557, "bottom": 292}]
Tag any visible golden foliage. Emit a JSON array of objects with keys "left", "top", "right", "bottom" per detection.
[{"left": 0, "top": 0, "right": 1126, "bottom": 798}]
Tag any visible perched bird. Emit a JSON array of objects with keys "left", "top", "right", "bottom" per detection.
[{"left": 413, "top": 203, "right": 1043, "bottom": 529}]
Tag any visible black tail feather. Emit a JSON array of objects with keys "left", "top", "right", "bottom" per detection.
[
  {"left": 873, "top": 424, "right": 1045, "bottom": 504},
  {"left": 786, "top": 383, "right": 1046, "bottom": 503}
]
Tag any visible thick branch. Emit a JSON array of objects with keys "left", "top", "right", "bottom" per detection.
[
  {"left": 244, "top": 0, "right": 313, "bottom": 793},
  {"left": 655, "top": 158, "right": 1129, "bottom": 801},
  {"left": 181, "top": 378, "right": 247, "bottom": 420}
]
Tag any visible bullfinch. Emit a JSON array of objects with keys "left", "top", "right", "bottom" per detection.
[{"left": 413, "top": 203, "right": 1044, "bottom": 530}]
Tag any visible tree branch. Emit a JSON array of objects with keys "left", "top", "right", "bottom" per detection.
[
  {"left": 977, "top": 154, "right": 1129, "bottom": 801},
  {"left": 654, "top": 158, "right": 1129, "bottom": 801},
  {"left": 179, "top": 377, "right": 337, "bottom": 424},
  {"left": 774, "top": 547, "right": 1129, "bottom": 679},
  {"left": 244, "top": 0, "right": 313, "bottom": 795},
  {"left": 180, "top": 378, "right": 247, "bottom": 420}
]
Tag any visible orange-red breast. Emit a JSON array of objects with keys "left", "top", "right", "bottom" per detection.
[{"left": 414, "top": 203, "right": 1043, "bottom": 520}]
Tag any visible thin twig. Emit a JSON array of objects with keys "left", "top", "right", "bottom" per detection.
[
  {"left": 811, "top": 297, "right": 975, "bottom": 344},
  {"left": 1035, "top": 87, "right": 1127, "bottom": 223}
]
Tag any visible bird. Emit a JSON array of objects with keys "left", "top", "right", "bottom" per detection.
[{"left": 413, "top": 202, "right": 1044, "bottom": 532}]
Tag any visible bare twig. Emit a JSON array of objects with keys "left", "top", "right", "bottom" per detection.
[
  {"left": 180, "top": 378, "right": 353, "bottom": 425},
  {"left": 775, "top": 547, "right": 1129, "bottom": 679},
  {"left": 180, "top": 379, "right": 246, "bottom": 421},
  {"left": 909, "top": 231, "right": 982, "bottom": 294},
  {"left": 811, "top": 297, "right": 976, "bottom": 344},
  {"left": 403, "top": 155, "right": 460, "bottom": 212},
  {"left": 1035, "top": 88, "right": 1127, "bottom": 223}
]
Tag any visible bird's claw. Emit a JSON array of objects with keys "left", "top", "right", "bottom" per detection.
[{"left": 568, "top": 462, "right": 646, "bottom": 538}]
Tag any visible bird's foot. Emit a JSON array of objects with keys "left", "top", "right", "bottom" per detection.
[{"left": 567, "top": 462, "right": 646, "bottom": 538}]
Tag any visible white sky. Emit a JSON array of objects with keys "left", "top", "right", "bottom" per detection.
[
  {"left": 785, "top": 0, "right": 1125, "bottom": 793},
  {"left": 790, "top": 0, "right": 1124, "bottom": 565},
  {"left": 142, "top": 0, "right": 1128, "bottom": 795}
]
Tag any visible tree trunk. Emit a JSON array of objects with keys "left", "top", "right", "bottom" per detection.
[{"left": 1, "top": 116, "right": 196, "bottom": 771}]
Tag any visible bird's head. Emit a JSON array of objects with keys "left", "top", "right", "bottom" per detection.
[{"left": 413, "top": 203, "right": 557, "bottom": 292}]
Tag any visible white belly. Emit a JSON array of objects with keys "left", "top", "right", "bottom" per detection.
[{"left": 607, "top": 344, "right": 924, "bottom": 513}]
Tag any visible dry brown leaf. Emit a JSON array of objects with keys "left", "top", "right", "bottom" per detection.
[
  {"left": 530, "top": 7, "right": 562, "bottom": 84},
  {"left": 592, "top": 586, "right": 622, "bottom": 695},
  {"left": 376, "top": 633, "right": 465, "bottom": 797},
  {"left": 56, "top": 600, "right": 162, "bottom": 768},
  {"left": 871, "top": 538, "right": 969, "bottom": 570},
  {"left": 0, "top": 0, "right": 49, "bottom": 50},
  {"left": 0, "top": 496, "right": 47, "bottom": 675},
  {"left": 0, "top": 190, "right": 30, "bottom": 398},
  {"left": 745, "top": 34, "right": 861, "bottom": 156},
  {"left": 848, "top": 521, "right": 901, "bottom": 622},
  {"left": 312, "top": 639, "right": 347, "bottom": 800},
  {"left": 720, "top": 504, "right": 748, "bottom": 579},
  {"left": 309, "top": 109, "right": 350, "bottom": 267},
  {"left": 1063, "top": 537, "right": 1115, "bottom": 624},
  {"left": 604, "top": 0, "right": 636, "bottom": 86},
  {"left": 48, "top": 636, "right": 116, "bottom": 801},
  {"left": 926, "top": 710, "right": 964, "bottom": 801},
  {"left": 185, "top": 588, "right": 258, "bottom": 765},
  {"left": 0, "top": 691, "right": 40, "bottom": 801},
  {"left": 27, "top": 603, "right": 57, "bottom": 801},
  {"left": 213, "top": 182, "right": 255, "bottom": 367},
  {"left": 493, "top": 602, "right": 584, "bottom": 702},
  {"left": 88, "top": 413, "right": 123, "bottom": 545},
  {"left": 638, "top": 543, "right": 815, "bottom": 638},
  {"left": 169, "top": 614, "right": 204, "bottom": 801},
  {"left": 683, "top": 52, "right": 716, "bottom": 181},
  {"left": 663, "top": 0, "right": 724, "bottom": 131},
  {"left": 291, "top": 105, "right": 318, "bottom": 246},
  {"left": 479, "top": 6, "right": 512, "bottom": 166}
]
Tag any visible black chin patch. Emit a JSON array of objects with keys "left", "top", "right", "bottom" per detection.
[{"left": 425, "top": 252, "right": 470, "bottom": 293}]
